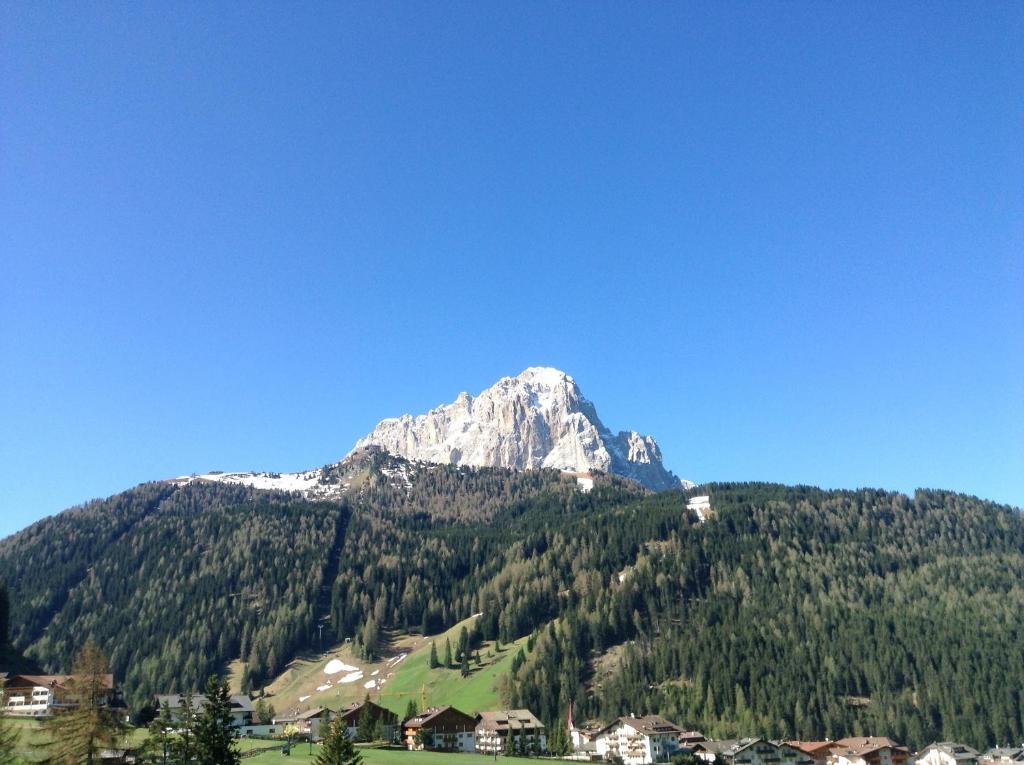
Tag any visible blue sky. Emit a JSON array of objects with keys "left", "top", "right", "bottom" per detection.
[{"left": 1, "top": 2, "right": 1022, "bottom": 537}]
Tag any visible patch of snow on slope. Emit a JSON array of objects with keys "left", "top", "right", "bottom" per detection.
[{"left": 324, "top": 659, "right": 358, "bottom": 675}]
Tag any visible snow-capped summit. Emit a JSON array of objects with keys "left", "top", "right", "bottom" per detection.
[{"left": 352, "top": 367, "right": 690, "bottom": 491}]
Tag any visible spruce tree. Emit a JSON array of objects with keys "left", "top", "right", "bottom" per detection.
[
  {"left": 315, "top": 716, "right": 362, "bottom": 765},
  {"left": 355, "top": 694, "right": 375, "bottom": 742},
  {"left": 444, "top": 638, "right": 452, "bottom": 669},
  {"left": 0, "top": 679, "right": 19, "bottom": 764},
  {"left": 429, "top": 642, "right": 439, "bottom": 669},
  {"left": 145, "top": 701, "right": 177, "bottom": 765},
  {"left": 404, "top": 699, "right": 419, "bottom": 721},
  {"left": 172, "top": 693, "right": 198, "bottom": 764},
  {"left": 193, "top": 675, "right": 240, "bottom": 765},
  {"left": 0, "top": 581, "right": 9, "bottom": 646}
]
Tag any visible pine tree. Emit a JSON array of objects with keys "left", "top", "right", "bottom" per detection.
[
  {"left": 0, "top": 679, "right": 19, "bottom": 765},
  {"left": 315, "top": 716, "right": 362, "bottom": 765},
  {"left": 355, "top": 694, "right": 375, "bottom": 742},
  {"left": 0, "top": 581, "right": 9, "bottom": 646},
  {"left": 460, "top": 650, "right": 470, "bottom": 678},
  {"left": 193, "top": 676, "right": 240, "bottom": 765},
  {"left": 144, "top": 701, "right": 177, "bottom": 765},
  {"left": 172, "top": 693, "right": 198, "bottom": 765},
  {"left": 42, "top": 641, "right": 126, "bottom": 765},
  {"left": 429, "top": 642, "right": 439, "bottom": 669},
  {"left": 404, "top": 699, "right": 419, "bottom": 722},
  {"left": 444, "top": 638, "right": 453, "bottom": 669}
]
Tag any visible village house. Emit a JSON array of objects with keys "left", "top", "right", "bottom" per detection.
[
  {"left": 696, "top": 737, "right": 815, "bottom": 765},
  {"left": 273, "top": 707, "right": 335, "bottom": 740},
  {"left": 828, "top": 737, "right": 910, "bottom": 765},
  {"left": 680, "top": 731, "right": 708, "bottom": 748},
  {"left": 153, "top": 693, "right": 254, "bottom": 728},
  {"left": 335, "top": 699, "right": 398, "bottom": 741},
  {"left": 401, "top": 705, "right": 476, "bottom": 752},
  {"left": 980, "top": 749, "right": 1024, "bottom": 765},
  {"left": 2, "top": 673, "right": 116, "bottom": 717},
  {"left": 917, "top": 743, "right": 980, "bottom": 765},
  {"left": 475, "top": 709, "right": 546, "bottom": 755},
  {"left": 789, "top": 741, "right": 838, "bottom": 765},
  {"left": 594, "top": 714, "right": 685, "bottom": 764}
]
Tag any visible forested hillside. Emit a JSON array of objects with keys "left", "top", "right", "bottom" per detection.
[
  {"left": 503, "top": 485, "right": 1024, "bottom": 748},
  {"left": 1, "top": 457, "right": 1022, "bottom": 749}
]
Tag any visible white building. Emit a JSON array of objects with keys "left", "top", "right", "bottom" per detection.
[
  {"left": 154, "top": 693, "right": 254, "bottom": 728},
  {"left": 828, "top": 737, "right": 910, "bottom": 765},
  {"left": 918, "top": 744, "right": 980, "bottom": 765},
  {"left": 594, "top": 715, "right": 684, "bottom": 764},
  {"left": 2, "top": 674, "right": 115, "bottom": 717},
  {"left": 980, "top": 749, "right": 1024, "bottom": 765},
  {"left": 475, "top": 709, "right": 546, "bottom": 755}
]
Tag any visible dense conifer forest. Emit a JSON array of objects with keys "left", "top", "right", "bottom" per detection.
[{"left": 1, "top": 455, "right": 1022, "bottom": 749}]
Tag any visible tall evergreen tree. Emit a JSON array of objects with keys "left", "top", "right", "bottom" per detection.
[
  {"left": 172, "top": 693, "right": 198, "bottom": 765},
  {"left": 42, "top": 641, "right": 126, "bottom": 765},
  {"left": 0, "top": 678, "right": 20, "bottom": 764},
  {"left": 429, "top": 642, "right": 439, "bottom": 669},
  {"left": 193, "top": 676, "right": 240, "bottom": 765},
  {"left": 314, "top": 716, "right": 362, "bottom": 765},
  {"left": 444, "top": 638, "right": 452, "bottom": 669},
  {"left": 404, "top": 699, "right": 419, "bottom": 722},
  {"left": 144, "top": 701, "right": 176, "bottom": 765},
  {"left": 355, "top": 694, "right": 375, "bottom": 742},
  {"left": 0, "top": 581, "right": 9, "bottom": 646}
]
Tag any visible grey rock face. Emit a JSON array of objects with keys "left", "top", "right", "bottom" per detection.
[{"left": 353, "top": 367, "right": 690, "bottom": 492}]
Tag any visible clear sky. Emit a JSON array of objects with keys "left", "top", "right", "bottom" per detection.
[{"left": 1, "top": 2, "right": 1022, "bottom": 538}]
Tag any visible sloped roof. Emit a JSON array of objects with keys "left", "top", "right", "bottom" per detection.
[
  {"left": 154, "top": 693, "right": 253, "bottom": 713},
  {"left": 982, "top": 749, "right": 1024, "bottom": 762},
  {"left": 924, "top": 744, "right": 980, "bottom": 761},
  {"left": 8, "top": 674, "right": 114, "bottom": 691},
  {"left": 788, "top": 741, "right": 835, "bottom": 754},
  {"left": 337, "top": 699, "right": 397, "bottom": 723},
  {"left": 698, "top": 738, "right": 767, "bottom": 756},
  {"left": 476, "top": 709, "right": 545, "bottom": 731},
  {"left": 599, "top": 714, "right": 684, "bottom": 737},
  {"left": 403, "top": 705, "right": 474, "bottom": 728},
  {"left": 833, "top": 738, "right": 908, "bottom": 756}
]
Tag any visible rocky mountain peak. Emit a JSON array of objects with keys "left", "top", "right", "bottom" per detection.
[{"left": 352, "top": 367, "right": 690, "bottom": 491}]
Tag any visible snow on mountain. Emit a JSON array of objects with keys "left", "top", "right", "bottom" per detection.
[{"left": 352, "top": 366, "right": 691, "bottom": 491}]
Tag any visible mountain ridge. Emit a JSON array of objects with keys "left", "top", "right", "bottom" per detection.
[{"left": 354, "top": 366, "right": 691, "bottom": 492}]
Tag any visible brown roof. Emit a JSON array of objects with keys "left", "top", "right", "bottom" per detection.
[
  {"left": 789, "top": 741, "right": 837, "bottom": 755},
  {"left": 476, "top": 709, "right": 545, "bottom": 732},
  {"left": 600, "top": 714, "right": 684, "bottom": 737},
  {"left": 833, "top": 738, "right": 908, "bottom": 756},
  {"left": 337, "top": 700, "right": 397, "bottom": 724},
  {"left": 8, "top": 674, "right": 114, "bottom": 690},
  {"left": 404, "top": 706, "right": 474, "bottom": 728}
]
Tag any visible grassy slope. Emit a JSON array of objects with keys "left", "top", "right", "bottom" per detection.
[
  {"left": 240, "top": 616, "right": 529, "bottom": 719},
  {"left": 248, "top": 745, "right": 522, "bottom": 764},
  {"left": 375, "top": 628, "right": 527, "bottom": 717}
]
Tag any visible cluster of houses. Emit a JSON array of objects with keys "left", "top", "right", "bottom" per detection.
[{"left": 4, "top": 674, "right": 1024, "bottom": 765}]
